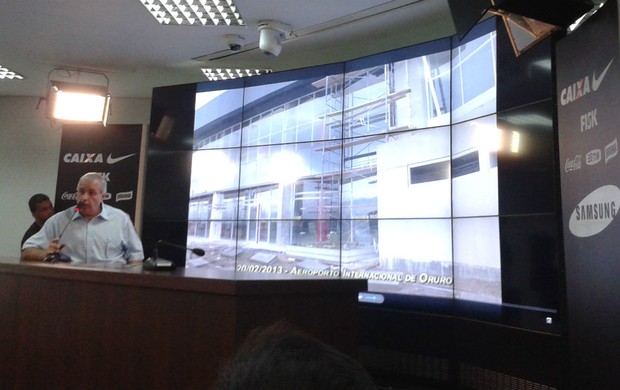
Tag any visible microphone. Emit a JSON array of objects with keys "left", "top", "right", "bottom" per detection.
[
  {"left": 58, "top": 203, "right": 82, "bottom": 239},
  {"left": 44, "top": 203, "right": 82, "bottom": 264},
  {"left": 143, "top": 240, "right": 205, "bottom": 271}
]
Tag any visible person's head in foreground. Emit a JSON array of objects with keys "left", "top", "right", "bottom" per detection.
[{"left": 212, "top": 321, "right": 377, "bottom": 390}]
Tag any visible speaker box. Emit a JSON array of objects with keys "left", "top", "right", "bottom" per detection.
[
  {"left": 447, "top": 0, "right": 493, "bottom": 39},
  {"left": 448, "top": 0, "right": 595, "bottom": 40},
  {"left": 493, "top": 0, "right": 595, "bottom": 28}
]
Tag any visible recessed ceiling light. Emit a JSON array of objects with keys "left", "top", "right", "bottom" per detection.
[
  {"left": 0, "top": 65, "right": 25, "bottom": 80},
  {"left": 201, "top": 68, "right": 272, "bottom": 81},
  {"left": 139, "top": 0, "right": 245, "bottom": 26}
]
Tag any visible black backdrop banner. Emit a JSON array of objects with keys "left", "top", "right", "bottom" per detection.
[
  {"left": 556, "top": 1, "right": 620, "bottom": 389},
  {"left": 55, "top": 124, "right": 143, "bottom": 222}
]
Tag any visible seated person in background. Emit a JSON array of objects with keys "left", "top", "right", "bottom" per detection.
[
  {"left": 21, "top": 172, "right": 144, "bottom": 265},
  {"left": 21, "top": 193, "right": 54, "bottom": 247},
  {"left": 211, "top": 321, "right": 377, "bottom": 390}
]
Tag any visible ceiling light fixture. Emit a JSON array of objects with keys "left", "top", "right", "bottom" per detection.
[
  {"left": 201, "top": 68, "right": 272, "bottom": 81},
  {"left": 0, "top": 65, "right": 25, "bottom": 80},
  {"left": 46, "top": 68, "right": 110, "bottom": 125},
  {"left": 139, "top": 0, "right": 245, "bottom": 26}
]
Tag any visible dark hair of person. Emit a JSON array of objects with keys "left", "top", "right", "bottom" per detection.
[
  {"left": 211, "top": 321, "right": 377, "bottom": 390},
  {"left": 28, "top": 193, "right": 51, "bottom": 213}
]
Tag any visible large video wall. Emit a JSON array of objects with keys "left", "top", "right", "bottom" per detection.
[
  {"left": 168, "top": 17, "right": 560, "bottom": 326},
  {"left": 186, "top": 22, "right": 504, "bottom": 305}
]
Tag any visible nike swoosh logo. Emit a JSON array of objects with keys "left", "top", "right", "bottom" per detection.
[
  {"left": 592, "top": 58, "right": 614, "bottom": 91},
  {"left": 107, "top": 153, "right": 136, "bottom": 164}
]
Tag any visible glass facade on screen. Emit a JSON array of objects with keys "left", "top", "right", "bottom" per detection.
[{"left": 187, "top": 29, "right": 500, "bottom": 304}]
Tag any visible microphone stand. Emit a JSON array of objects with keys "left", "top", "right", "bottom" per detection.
[
  {"left": 44, "top": 205, "right": 81, "bottom": 264},
  {"left": 143, "top": 240, "right": 205, "bottom": 271}
]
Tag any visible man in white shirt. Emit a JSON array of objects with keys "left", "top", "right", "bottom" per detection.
[{"left": 21, "top": 172, "right": 144, "bottom": 265}]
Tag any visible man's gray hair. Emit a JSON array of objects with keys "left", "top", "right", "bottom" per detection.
[{"left": 77, "top": 172, "right": 107, "bottom": 194}]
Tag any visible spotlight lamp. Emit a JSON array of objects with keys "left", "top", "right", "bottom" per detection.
[
  {"left": 46, "top": 68, "right": 110, "bottom": 125},
  {"left": 258, "top": 20, "right": 292, "bottom": 56}
]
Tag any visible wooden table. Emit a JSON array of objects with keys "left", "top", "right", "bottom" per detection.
[{"left": 0, "top": 260, "right": 366, "bottom": 390}]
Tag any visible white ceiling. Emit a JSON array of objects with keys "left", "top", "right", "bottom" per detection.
[{"left": 0, "top": 0, "right": 456, "bottom": 99}]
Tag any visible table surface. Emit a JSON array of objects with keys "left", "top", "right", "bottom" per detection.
[{"left": 0, "top": 257, "right": 368, "bottom": 295}]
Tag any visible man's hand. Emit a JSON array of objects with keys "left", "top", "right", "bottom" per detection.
[
  {"left": 46, "top": 238, "right": 65, "bottom": 256},
  {"left": 21, "top": 237, "right": 65, "bottom": 262}
]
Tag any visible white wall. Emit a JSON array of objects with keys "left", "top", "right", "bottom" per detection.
[{"left": 0, "top": 96, "right": 150, "bottom": 260}]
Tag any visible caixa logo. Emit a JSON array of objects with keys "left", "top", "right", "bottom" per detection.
[
  {"left": 63, "top": 153, "right": 136, "bottom": 164},
  {"left": 64, "top": 153, "right": 104, "bottom": 163},
  {"left": 569, "top": 185, "right": 620, "bottom": 237}
]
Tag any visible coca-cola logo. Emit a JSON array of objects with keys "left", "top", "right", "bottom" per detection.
[
  {"left": 61, "top": 191, "right": 77, "bottom": 200},
  {"left": 565, "top": 155, "right": 582, "bottom": 172},
  {"left": 61, "top": 191, "right": 111, "bottom": 201}
]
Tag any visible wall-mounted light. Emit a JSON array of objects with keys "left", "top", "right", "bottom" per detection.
[{"left": 46, "top": 69, "right": 110, "bottom": 125}]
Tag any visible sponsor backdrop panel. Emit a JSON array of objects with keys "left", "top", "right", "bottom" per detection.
[
  {"left": 55, "top": 124, "right": 143, "bottom": 222},
  {"left": 556, "top": 1, "right": 620, "bottom": 389}
]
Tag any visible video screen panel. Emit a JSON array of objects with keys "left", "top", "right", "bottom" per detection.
[
  {"left": 452, "top": 114, "right": 499, "bottom": 217},
  {"left": 451, "top": 30, "right": 497, "bottom": 124},
  {"left": 187, "top": 25, "right": 504, "bottom": 305}
]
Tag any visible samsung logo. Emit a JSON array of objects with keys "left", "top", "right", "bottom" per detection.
[{"left": 569, "top": 185, "right": 620, "bottom": 237}]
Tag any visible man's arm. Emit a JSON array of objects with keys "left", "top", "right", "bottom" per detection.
[
  {"left": 21, "top": 247, "right": 48, "bottom": 262},
  {"left": 21, "top": 238, "right": 64, "bottom": 262},
  {"left": 120, "top": 212, "right": 145, "bottom": 263}
]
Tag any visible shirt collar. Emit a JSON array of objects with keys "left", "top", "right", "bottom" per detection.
[{"left": 98, "top": 203, "right": 111, "bottom": 220}]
